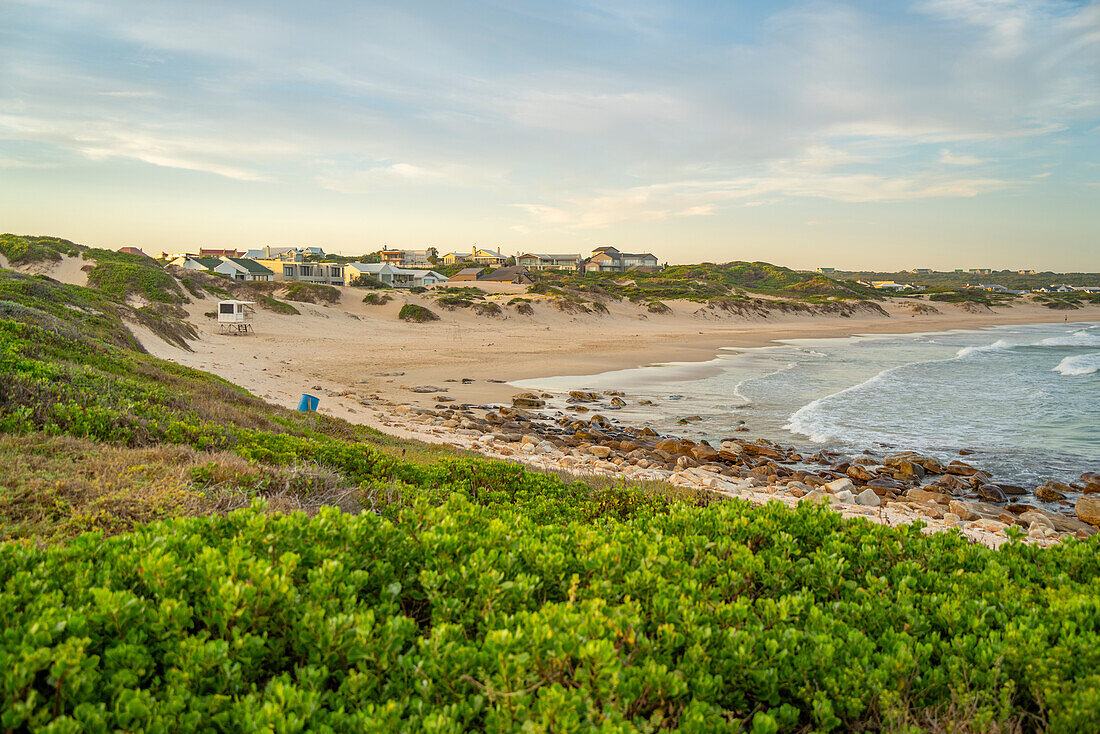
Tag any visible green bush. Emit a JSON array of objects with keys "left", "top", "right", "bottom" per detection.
[
  {"left": 282, "top": 282, "right": 340, "bottom": 305},
  {"left": 0, "top": 234, "right": 81, "bottom": 265},
  {"left": 398, "top": 304, "right": 439, "bottom": 322},
  {"left": 349, "top": 275, "right": 388, "bottom": 289},
  {"left": 362, "top": 292, "right": 392, "bottom": 306}
]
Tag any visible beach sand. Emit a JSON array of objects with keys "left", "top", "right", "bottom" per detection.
[{"left": 134, "top": 284, "right": 1100, "bottom": 438}]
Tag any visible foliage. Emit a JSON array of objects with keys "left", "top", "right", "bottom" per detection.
[
  {"left": 83, "top": 248, "right": 185, "bottom": 304},
  {"left": 362, "top": 292, "right": 392, "bottom": 306},
  {"left": 398, "top": 304, "right": 439, "bottom": 322},
  {"left": 837, "top": 269, "right": 1100, "bottom": 290},
  {"left": 0, "top": 234, "right": 82, "bottom": 265},
  {"left": 281, "top": 282, "right": 340, "bottom": 305},
  {"left": 349, "top": 275, "right": 388, "bottom": 289},
  {"left": 533, "top": 262, "right": 876, "bottom": 303}
]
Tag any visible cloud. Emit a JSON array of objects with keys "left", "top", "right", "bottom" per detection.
[{"left": 939, "top": 149, "right": 984, "bottom": 165}]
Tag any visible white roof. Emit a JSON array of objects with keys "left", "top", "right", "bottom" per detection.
[{"left": 218, "top": 299, "right": 255, "bottom": 305}]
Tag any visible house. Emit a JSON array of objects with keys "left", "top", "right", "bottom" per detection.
[
  {"left": 969, "top": 284, "right": 1026, "bottom": 295},
  {"left": 344, "top": 263, "right": 446, "bottom": 288},
  {"left": 516, "top": 253, "right": 582, "bottom": 271},
  {"left": 909, "top": 268, "right": 933, "bottom": 274},
  {"left": 214, "top": 257, "right": 274, "bottom": 282},
  {"left": 200, "top": 248, "right": 241, "bottom": 258},
  {"left": 243, "top": 245, "right": 324, "bottom": 261},
  {"left": 379, "top": 248, "right": 435, "bottom": 268},
  {"left": 869, "top": 280, "right": 920, "bottom": 291},
  {"left": 119, "top": 246, "right": 146, "bottom": 257},
  {"left": 583, "top": 246, "right": 659, "bottom": 273},
  {"left": 169, "top": 256, "right": 222, "bottom": 271},
  {"left": 481, "top": 266, "right": 535, "bottom": 285},
  {"left": 443, "top": 247, "right": 506, "bottom": 266},
  {"left": 448, "top": 268, "right": 486, "bottom": 282},
  {"left": 968, "top": 268, "right": 993, "bottom": 275},
  {"left": 817, "top": 267, "right": 837, "bottom": 274},
  {"left": 267, "top": 261, "right": 345, "bottom": 285},
  {"left": 1018, "top": 270, "right": 1036, "bottom": 275}
]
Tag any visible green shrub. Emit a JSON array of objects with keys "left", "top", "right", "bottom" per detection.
[
  {"left": 362, "top": 292, "right": 393, "bottom": 306},
  {"left": 349, "top": 274, "right": 388, "bottom": 289},
  {"left": 282, "top": 282, "right": 340, "bottom": 305},
  {"left": 398, "top": 304, "right": 438, "bottom": 322},
  {"left": 647, "top": 300, "right": 672, "bottom": 314},
  {"left": 0, "top": 234, "right": 81, "bottom": 265}
]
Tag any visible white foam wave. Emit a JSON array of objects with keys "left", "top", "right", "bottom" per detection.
[
  {"left": 1038, "top": 330, "right": 1100, "bottom": 348},
  {"left": 784, "top": 362, "right": 914, "bottom": 442},
  {"left": 955, "top": 339, "right": 1013, "bottom": 358},
  {"left": 1053, "top": 352, "right": 1100, "bottom": 376}
]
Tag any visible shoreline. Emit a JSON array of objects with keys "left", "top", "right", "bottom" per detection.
[{"left": 131, "top": 291, "right": 1100, "bottom": 549}]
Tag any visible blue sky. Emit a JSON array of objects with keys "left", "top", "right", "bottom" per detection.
[{"left": 1, "top": 0, "right": 1097, "bottom": 269}]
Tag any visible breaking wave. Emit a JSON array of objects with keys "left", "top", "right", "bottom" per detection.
[{"left": 1053, "top": 353, "right": 1100, "bottom": 377}]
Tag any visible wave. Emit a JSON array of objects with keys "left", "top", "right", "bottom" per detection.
[
  {"left": 1053, "top": 352, "right": 1100, "bottom": 377},
  {"left": 784, "top": 361, "right": 916, "bottom": 442},
  {"left": 1038, "top": 329, "right": 1100, "bottom": 348},
  {"left": 955, "top": 339, "right": 1014, "bottom": 358}
]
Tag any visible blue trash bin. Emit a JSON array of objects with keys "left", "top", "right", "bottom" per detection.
[{"left": 297, "top": 393, "right": 320, "bottom": 412}]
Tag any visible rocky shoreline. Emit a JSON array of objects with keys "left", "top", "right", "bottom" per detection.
[{"left": 363, "top": 387, "right": 1100, "bottom": 549}]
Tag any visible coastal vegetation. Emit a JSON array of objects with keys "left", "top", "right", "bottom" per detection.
[
  {"left": 398, "top": 303, "right": 439, "bottom": 322},
  {"left": 2, "top": 241, "right": 1100, "bottom": 730}
]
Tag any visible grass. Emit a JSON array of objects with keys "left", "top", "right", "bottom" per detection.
[
  {"left": 281, "top": 281, "right": 341, "bottom": 304},
  {"left": 0, "top": 234, "right": 83, "bottom": 265}
]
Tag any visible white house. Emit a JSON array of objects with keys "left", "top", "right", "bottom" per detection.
[
  {"left": 214, "top": 257, "right": 275, "bottom": 282},
  {"left": 169, "top": 256, "right": 221, "bottom": 270},
  {"left": 345, "top": 263, "right": 446, "bottom": 288}
]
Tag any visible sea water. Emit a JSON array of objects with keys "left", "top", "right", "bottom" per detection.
[{"left": 511, "top": 321, "right": 1100, "bottom": 486}]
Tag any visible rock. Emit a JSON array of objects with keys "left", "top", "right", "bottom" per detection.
[
  {"left": 977, "top": 485, "right": 1008, "bottom": 503},
  {"left": 589, "top": 446, "right": 612, "bottom": 459},
  {"left": 999, "top": 483, "right": 1027, "bottom": 496},
  {"left": 691, "top": 444, "right": 719, "bottom": 462},
  {"left": 801, "top": 490, "right": 832, "bottom": 505},
  {"left": 1075, "top": 496, "right": 1100, "bottom": 527},
  {"left": 609, "top": 397, "right": 627, "bottom": 407},
  {"left": 568, "top": 390, "right": 600, "bottom": 401},
  {"left": 1035, "top": 481, "right": 1069, "bottom": 502},
  {"left": 655, "top": 439, "right": 690, "bottom": 455},
  {"left": 847, "top": 464, "right": 876, "bottom": 482},
  {"left": 435, "top": 396, "right": 455, "bottom": 402},
  {"left": 867, "top": 476, "right": 906, "bottom": 491},
  {"left": 410, "top": 385, "right": 446, "bottom": 393},
  {"left": 949, "top": 500, "right": 979, "bottom": 521},
  {"left": 512, "top": 393, "right": 546, "bottom": 408},
  {"left": 1080, "top": 472, "right": 1100, "bottom": 493},
  {"left": 740, "top": 442, "right": 784, "bottom": 459},
  {"left": 534, "top": 441, "right": 555, "bottom": 455},
  {"left": 908, "top": 488, "right": 950, "bottom": 505},
  {"left": 834, "top": 489, "right": 856, "bottom": 505},
  {"left": 972, "top": 519, "right": 1006, "bottom": 533},
  {"left": 945, "top": 460, "right": 980, "bottom": 477},
  {"left": 1019, "top": 511, "right": 1055, "bottom": 530},
  {"left": 824, "top": 477, "right": 854, "bottom": 494},
  {"left": 856, "top": 488, "right": 882, "bottom": 507}
]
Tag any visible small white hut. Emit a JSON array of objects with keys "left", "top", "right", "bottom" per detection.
[{"left": 217, "top": 300, "right": 255, "bottom": 334}]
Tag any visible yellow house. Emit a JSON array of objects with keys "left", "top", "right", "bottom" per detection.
[{"left": 442, "top": 247, "right": 506, "bottom": 267}]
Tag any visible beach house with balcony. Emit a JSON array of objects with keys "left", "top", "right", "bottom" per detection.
[
  {"left": 515, "top": 253, "right": 582, "bottom": 271},
  {"left": 213, "top": 257, "right": 275, "bottom": 282},
  {"left": 442, "top": 247, "right": 507, "bottom": 267},
  {"left": 379, "top": 248, "right": 436, "bottom": 268},
  {"left": 583, "top": 246, "right": 659, "bottom": 273},
  {"left": 345, "top": 263, "right": 446, "bottom": 288}
]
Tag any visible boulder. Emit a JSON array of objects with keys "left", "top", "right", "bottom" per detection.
[
  {"left": 655, "top": 439, "right": 691, "bottom": 456},
  {"left": 740, "top": 442, "right": 784, "bottom": 459},
  {"left": 856, "top": 488, "right": 882, "bottom": 507},
  {"left": 824, "top": 477, "right": 854, "bottom": 494},
  {"left": 949, "top": 500, "right": 980, "bottom": 521},
  {"left": 691, "top": 444, "right": 720, "bottom": 462},
  {"left": 609, "top": 397, "right": 627, "bottom": 407},
  {"left": 1035, "top": 481, "right": 1069, "bottom": 502},
  {"left": 1076, "top": 496, "right": 1100, "bottom": 527},
  {"left": 834, "top": 489, "right": 856, "bottom": 505},
  {"left": 908, "top": 488, "right": 950, "bottom": 505},
  {"left": 977, "top": 485, "right": 1008, "bottom": 503},
  {"left": 883, "top": 453, "right": 927, "bottom": 479},
  {"left": 847, "top": 464, "right": 876, "bottom": 482},
  {"left": 945, "top": 460, "right": 980, "bottom": 477},
  {"left": 512, "top": 393, "right": 545, "bottom": 409},
  {"left": 1019, "top": 511, "right": 1055, "bottom": 531},
  {"left": 568, "top": 390, "right": 600, "bottom": 401}
]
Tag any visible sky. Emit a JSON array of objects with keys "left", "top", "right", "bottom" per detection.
[{"left": 1, "top": 0, "right": 1098, "bottom": 270}]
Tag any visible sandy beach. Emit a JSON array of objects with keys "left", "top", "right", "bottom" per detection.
[{"left": 132, "top": 283, "right": 1100, "bottom": 434}]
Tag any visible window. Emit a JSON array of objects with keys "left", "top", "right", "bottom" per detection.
[{"left": 219, "top": 303, "right": 235, "bottom": 314}]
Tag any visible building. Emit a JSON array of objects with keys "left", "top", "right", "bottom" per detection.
[
  {"left": 379, "top": 248, "right": 435, "bottom": 268},
  {"left": 481, "top": 266, "right": 535, "bottom": 285},
  {"left": 583, "top": 247, "right": 659, "bottom": 273},
  {"left": 214, "top": 257, "right": 274, "bottom": 282},
  {"left": 864, "top": 280, "right": 923, "bottom": 292},
  {"left": 817, "top": 267, "right": 837, "bottom": 274},
  {"left": 448, "top": 268, "right": 486, "bottom": 282},
  {"left": 345, "top": 263, "right": 446, "bottom": 288},
  {"left": 199, "top": 248, "right": 241, "bottom": 258},
  {"left": 169, "top": 256, "right": 223, "bottom": 271},
  {"left": 516, "top": 253, "right": 582, "bottom": 271},
  {"left": 243, "top": 245, "right": 325, "bottom": 261},
  {"left": 262, "top": 261, "right": 345, "bottom": 285},
  {"left": 968, "top": 268, "right": 993, "bottom": 275},
  {"left": 442, "top": 247, "right": 507, "bottom": 267},
  {"left": 909, "top": 268, "right": 933, "bottom": 274},
  {"left": 118, "top": 246, "right": 146, "bottom": 257},
  {"left": 1018, "top": 270, "right": 1036, "bottom": 275}
]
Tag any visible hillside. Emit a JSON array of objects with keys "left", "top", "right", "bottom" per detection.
[{"left": 1, "top": 240, "right": 1100, "bottom": 730}]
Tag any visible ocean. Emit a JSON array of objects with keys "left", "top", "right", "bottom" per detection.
[{"left": 511, "top": 321, "right": 1100, "bottom": 487}]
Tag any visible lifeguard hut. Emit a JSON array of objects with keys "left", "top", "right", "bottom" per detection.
[{"left": 217, "top": 300, "right": 255, "bottom": 335}]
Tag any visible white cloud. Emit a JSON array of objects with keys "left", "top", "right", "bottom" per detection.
[{"left": 939, "top": 149, "right": 984, "bottom": 165}]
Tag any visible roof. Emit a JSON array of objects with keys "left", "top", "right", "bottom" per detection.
[
  {"left": 482, "top": 266, "right": 535, "bottom": 283},
  {"left": 454, "top": 267, "right": 484, "bottom": 276},
  {"left": 225, "top": 257, "right": 274, "bottom": 275},
  {"left": 194, "top": 257, "right": 223, "bottom": 269},
  {"left": 218, "top": 300, "right": 255, "bottom": 305},
  {"left": 517, "top": 253, "right": 581, "bottom": 260}
]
